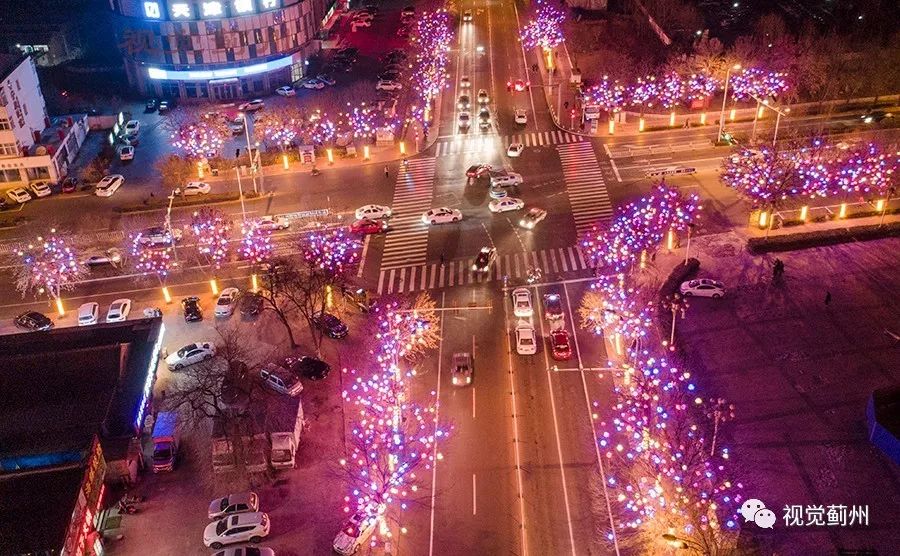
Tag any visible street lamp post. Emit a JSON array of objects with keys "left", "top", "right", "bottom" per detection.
[
  {"left": 235, "top": 167, "right": 246, "bottom": 221},
  {"left": 716, "top": 64, "right": 741, "bottom": 145},
  {"left": 241, "top": 111, "right": 258, "bottom": 194}
]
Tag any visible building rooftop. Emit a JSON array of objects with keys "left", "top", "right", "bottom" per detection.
[
  {"left": 0, "top": 463, "right": 86, "bottom": 553},
  {"left": 0, "top": 52, "right": 25, "bottom": 82},
  {"left": 0, "top": 318, "right": 163, "bottom": 470},
  {"left": 28, "top": 114, "right": 88, "bottom": 157}
]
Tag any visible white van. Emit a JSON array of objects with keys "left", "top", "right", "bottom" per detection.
[{"left": 78, "top": 302, "right": 99, "bottom": 326}]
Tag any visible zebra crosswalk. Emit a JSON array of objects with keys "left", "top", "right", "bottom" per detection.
[
  {"left": 376, "top": 245, "right": 591, "bottom": 295},
  {"left": 434, "top": 130, "right": 583, "bottom": 157},
  {"left": 557, "top": 142, "right": 614, "bottom": 236},
  {"left": 380, "top": 157, "right": 437, "bottom": 270}
]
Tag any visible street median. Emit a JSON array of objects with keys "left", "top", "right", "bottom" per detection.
[
  {"left": 117, "top": 192, "right": 261, "bottom": 214},
  {"left": 747, "top": 221, "right": 900, "bottom": 254}
]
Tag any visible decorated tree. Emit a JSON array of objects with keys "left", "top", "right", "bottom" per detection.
[
  {"left": 628, "top": 76, "right": 660, "bottom": 117},
  {"left": 579, "top": 273, "right": 654, "bottom": 359},
  {"left": 585, "top": 76, "right": 627, "bottom": 118},
  {"left": 409, "top": 10, "right": 453, "bottom": 130},
  {"left": 657, "top": 72, "right": 686, "bottom": 112},
  {"left": 163, "top": 108, "right": 230, "bottom": 159},
  {"left": 372, "top": 293, "right": 442, "bottom": 368},
  {"left": 240, "top": 218, "right": 274, "bottom": 267},
  {"left": 729, "top": 67, "right": 789, "bottom": 101},
  {"left": 253, "top": 106, "right": 307, "bottom": 150},
  {"left": 130, "top": 238, "right": 176, "bottom": 284},
  {"left": 191, "top": 207, "right": 233, "bottom": 269},
  {"left": 685, "top": 72, "right": 721, "bottom": 106},
  {"left": 15, "top": 230, "right": 86, "bottom": 304},
  {"left": 301, "top": 227, "right": 362, "bottom": 277},
  {"left": 520, "top": 0, "right": 566, "bottom": 51}
]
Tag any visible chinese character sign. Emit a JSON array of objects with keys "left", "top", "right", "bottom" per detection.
[
  {"left": 169, "top": 2, "right": 192, "bottom": 19},
  {"left": 143, "top": 1, "right": 162, "bottom": 18},
  {"left": 233, "top": 0, "right": 255, "bottom": 14}
]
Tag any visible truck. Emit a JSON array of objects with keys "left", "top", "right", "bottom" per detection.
[
  {"left": 151, "top": 411, "right": 179, "bottom": 473},
  {"left": 269, "top": 395, "right": 304, "bottom": 470}
]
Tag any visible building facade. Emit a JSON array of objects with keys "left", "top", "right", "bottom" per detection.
[{"left": 111, "top": 0, "right": 335, "bottom": 100}]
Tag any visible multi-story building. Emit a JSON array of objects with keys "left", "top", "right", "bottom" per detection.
[
  {"left": 0, "top": 54, "right": 89, "bottom": 188},
  {"left": 110, "top": 0, "right": 337, "bottom": 101}
]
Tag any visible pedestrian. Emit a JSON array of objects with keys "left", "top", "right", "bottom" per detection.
[
  {"left": 439, "top": 253, "right": 445, "bottom": 267},
  {"left": 384, "top": 166, "right": 389, "bottom": 179},
  {"left": 564, "top": 101, "right": 569, "bottom": 110},
  {"left": 825, "top": 291, "right": 832, "bottom": 306}
]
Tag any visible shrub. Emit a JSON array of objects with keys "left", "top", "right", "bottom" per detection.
[{"left": 747, "top": 222, "right": 900, "bottom": 254}]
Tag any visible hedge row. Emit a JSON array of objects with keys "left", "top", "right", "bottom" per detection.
[
  {"left": 747, "top": 221, "right": 900, "bottom": 254},
  {"left": 118, "top": 191, "right": 258, "bottom": 214}
]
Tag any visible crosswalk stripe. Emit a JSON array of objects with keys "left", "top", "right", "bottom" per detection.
[
  {"left": 380, "top": 157, "right": 436, "bottom": 269},
  {"left": 375, "top": 245, "right": 593, "bottom": 295},
  {"left": 433, "top": 130, "right": 584, "bottom": 157},
  {"left": 557, "top": 143, "right": 614, "bottom": 237}
]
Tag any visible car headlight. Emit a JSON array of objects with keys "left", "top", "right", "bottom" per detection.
[
  {"left": 452, "top": 377, "right": 458, "bottom": 384},
  {"left": 466, "top": 377, "right": 471, "bottom": 384},
  {"left": 471, "top": 264, "right": 478, "bottom": 271}
]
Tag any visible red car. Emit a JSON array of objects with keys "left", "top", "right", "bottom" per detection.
[
  {"left": 507, "top": 79, "right": 530, "bottom": 92},
  {"left": 466, "top": 164, "right": 492, "bottom": 178},
  {"left": 350, "top": 218, "right": 388, "bottom": 234},
  {"left": 550, "top": 330, "right": 572, "bottom": 361},
  {"left": 62, "top": 177, "right": 78, "bottom": 193}
]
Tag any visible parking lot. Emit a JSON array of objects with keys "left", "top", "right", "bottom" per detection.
[{"left": 671, "top": 234, "right": 900, "bottom": 555}]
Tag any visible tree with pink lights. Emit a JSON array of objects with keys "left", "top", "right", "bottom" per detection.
[
  {"left": 191, "top": 207, "right": 233, "bottom": 269},
  {"left": 628, "top": 76, "right": 660, "bottom": 117},
  {"left": 130, "top": 237, "right": 176, "bottom": 285},
  {"left": 585, "top": 76, "right": 626, "bottom": 118},
  {"left": 15, "top": 230, "right": 86, "bottom": 303},
  {"left": 579, "top": 273, "right": 654, "bottom": 360},
  {"left": 685, "top": 72, "right": 720, "bottom": 104},
  {"left": 239, "top": 218, "right": 274, "bottom": 267},
  {"left": 520, "top": 0, "right": 566, "bottom": 51},
  {"left": 254, "top": 106, "right": 307, "bottom": 150},
  {"left": 163, "top": 108, "right": 230, "bottom": 159},
  {"left": 410, "top": 10, "right": 453, "bottom": 131},
  {"left": 657, "top": 72, "right": 686, "bottom": 111},
  {"left": 729, "top": 67, "right": 789, "bottom": 101}
]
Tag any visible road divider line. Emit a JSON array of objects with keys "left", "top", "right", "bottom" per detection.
[
  {"left": 472, "top": 473, "right": 477, "bottom": 516},
  {"left": 502, "top": 289, "right": 529, "bottom": 556},
  {"left": 609, "top": 158, "right": 622, "bottom": 183}
]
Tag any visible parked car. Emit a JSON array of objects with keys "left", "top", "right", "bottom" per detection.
[
  {"left": 208, "top": 492, "right": 260, "bottom": 521},
  {"left": 158, "top": 99, "right": 172, "bottom": 112},
  {"left": 275, "top": 85, "right": 296, "bottom": 96},
  {"left": 376, "top": 80, "right": 402, "bottom": 91},
  {"left": 137, "top": 226, "right": 182, "bottom": 246},
  {"left": 519, "top": 207, "right": 548, "bottom": 229},
  {"left": 203, "top": 512, "right": 270, "bottom": 549},
  {"left": 300, "top": 78, "right": 325, "bottom": 90},
  {"left": 257, "top": 215, "right": 290, "bottom": 230},
  {"left": 145, "top": 99, "right": 159, "bottom": 112},
  {"left": 83, "top": 248, "right": 122, "bottom": 267},
  {"left": 182, "top": 296, "right": 203, "bottom": 322},
  {"left": 515, "top": 324, "right": 537, "bottom": 355},
  {"left": 451, "top": 352, "right": 473, "bottom": 386},
  {"left": 95, "top": 174, "right": 125, "bottom": 197},
  {"left": 507, "top": 142, "right": 524, "bottom": 157},
  {"left": 166, "top": 342, "right": 215, "bottom": 370},
  {"left": 422, "top": 207, "right": 462, "bottom": 225},
  {"left": 15, "top": 311, "right": 53, "bottom": 331},
  {"left": 238, "top": 99, "right": 265, "bottom": 112},
  {"left": 355, "top": 204, "right": 392, "bottom": 220},
  {"left": 285, "top": 355, "right": 331, "bottom": 380},
  {"left": 350, "top": 218, "right": 388, "bottom": 234},
  {"left": 489, "top": 197, "right": 525, "bottom": 213},
  {"left": 123, "top": 120, "right": 140, "bottom": 137},
  {"left": 313, "top": 312, "right": 349, "bottom": 339},
  {"left": 177, "top": 181, "right": 211, "bottom": 196},
  {"left": 550, "top": 330, "right": 572, "bottom": 360},
  {"left": 333, "top": 510, "right": 378, "bottom": 556},
  {"left": 215, "top": 287, "right": 241, "bottom": 317},
  {"left": 29, "top": 181, "right": 52, "bottom": 198},
  {"left": 6, "top": 188, "right": 32, "bottom": 204},
  {"left": 543, "top": 293, "right": 564, "bottom": 320},
  {"left": 317, "top": 74, "right": 336, "bottom": 86},
  {"left": 77, "top": 302, "right": 100, "bottom": 326},
  {"left": 106, "top": 298, "right": 132, "bottom": 322},
  {"left": 680, "top": 278, "right": 726, "bottom": 298},
  {"left": 489, "top": 185, "right": 508, "bottom": 200},
  {"left": 240, "top": 292, "right": 265, "bottom": 317},
  {"left": 118, "top": 145, "right": 135, "bottom": 161},
  {"left": 259, "top": 362, "right": 303, "bottom": 396},
  {"left": 62, "top": 177, "right": 79, "bottom": 193},
  {"left": 512, "top": 287, "right": 533, "bottom": 317}
]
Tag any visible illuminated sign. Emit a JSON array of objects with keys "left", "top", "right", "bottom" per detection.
[
  {"left": 201, "top": 0, "right": 224, "bottom": 17},
  {"left": 143, "top": 1, "right": 162, "bottom": 18},
  {"left": 134, "top": 322, "right": 165, "bottom": 429},
  {"left": 169, "top": 2, "right": 192, "bottom": 18},
  {"left": 148, "top": 53, "right": 297, "bottom": 80},
  {"left": 233, "top": 0, "right": 255, "bottom": 14},
  {"left": 260, "top": 0, "right": 279, "bottom": 9}
]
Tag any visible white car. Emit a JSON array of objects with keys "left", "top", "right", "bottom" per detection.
[
  {"left": 460, "top": 76, "right": 471, "bottom": 88},
  {"left": 203, "top": 512, "right": 270, "bottom": 549},
  {"left": 376, "top": 80, "right": 402, "bottom": 91},
  {"left": 238, "top": 99, "right": 265, "bottom": 111},
  {"left": 124, "top": 120, "right": 140, "bottom": 136},
  {"left": 137, "top": 226, "right": 182, "bottom": 246},
  {"left": 514, "top": 109, "right": 527, "bottom": 125},
  {"left": 118, "top": 145, "right": 135, "bottom": 161},
  {"left": 166, "top": 341, "right": 216, "bottom": 370},
  {"left": 515, "top": 324, "right": 537, "bottom": 355},
  {"left": 422, "top": 207, "right": 462, "bottom": 225},
  {"left": 511, "top": 287, "right": 533, "bottom": 317},
  {"left": 355, "top": 204, "right": 393, "bottom": 220},
  {"left": 178, "top": 181, "right": 211, "bottom": 196},
  {"left": 208, "top": 492, "right": 260, "bottom": 521},
  {"left": 95, "top": 174, "right": 125, "bottom": 197},
  {"left": 458, "top": 111, "right": 471, "bottom": 130},
  {"left": 83, "top": 248, "right": 122, "bottom": 267},
  {"left": 519, "top": 207, "right": 548, "bottom": 229},
  {"left": 275, "top": 85, "right": 296, "bottom": 96},
  {"left": 106, "top": 298, "right": 132, "bottom": 322},
  {"left": 489, "top": 197, "right": 525, "bottom": 213},
  {"left": 257, "top": 215, "right": 290, "bottom": 230},
  {"left": 491, "top": 172, "right": 523, "bottom": 187},
  {"left": 212, "top": 548, "right": 274, "bottom": 556},
  {"left": 300, "top": 78, "right": 325, "bottom": 90},
  {"left": 215, "top": 287, "right": 241, "bottom": 317},
  {"left": 477, "top": 89, "right": 489, "bottom": 104},
  {"left": 680, "top": 278, "right": 726, "bottom": 298},
  {"left": 507, "top": 142, "right": 524, "bottom": 157},
  {"left": 7, "top": 188, "right": 32, "bottom": 203},
  {"left": 333, "top": 511, "right": 378, "bottom": 556},
  {"left": 77, "top": 302, "right": 99, "bottom": 326},
  {"left": 29, "top": 181, "right": 52, "bottom": 198}
]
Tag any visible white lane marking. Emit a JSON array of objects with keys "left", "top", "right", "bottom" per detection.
[
  {"left": 473, "top": 473, "right": 478, "bottom": 515},
  {"left": 561, "top": 283, "right": 621, "bottom": 555},
  {"left": 357, "top": 234, "right": 370, "bottom": 277},
  {"left": 609, "top": 158, "right": 622, "bottom": 183},
  {"left": 535, "top": 287, "right": 578, "bottom": 556},
  {"left": 428, "top": 291, "right": 447, "bottom": 556}
]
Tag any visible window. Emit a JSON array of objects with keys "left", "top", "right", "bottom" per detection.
[
  {"left": 0, "top": 118, "right": 10, "bottom": 130},
  {"left": 0, "top": 168, "right": 20, "bottom": 182},
  {"left": 0, "top": 143, "right": 18, "bottom": 156}
]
